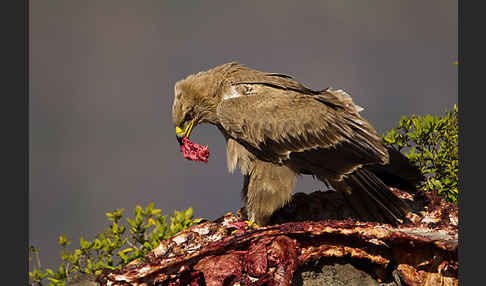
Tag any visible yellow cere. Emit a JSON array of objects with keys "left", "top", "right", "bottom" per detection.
[{"left": 185, "top": 120, "right": 194, "bottom": 137}]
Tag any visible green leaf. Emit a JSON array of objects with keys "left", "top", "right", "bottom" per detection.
[{"left": 58, "top": 235, "right": 69, "bottom": 247}]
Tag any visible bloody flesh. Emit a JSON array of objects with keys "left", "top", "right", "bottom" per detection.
[{"left": 180, "top": 136, "right": 210, "bottom": 163}]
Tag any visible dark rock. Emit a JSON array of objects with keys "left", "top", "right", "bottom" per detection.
[{"left": 292, "top": 258, "right": 379, "bottom": 286}]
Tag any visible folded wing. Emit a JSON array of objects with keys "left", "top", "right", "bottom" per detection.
[{"left": 216, "top": 80, "right": 389, "bottom": 181}]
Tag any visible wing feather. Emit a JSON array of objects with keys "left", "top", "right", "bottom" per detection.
[
  {"left": 217, "top": 83, "right": 388, "bottom": 180},
  {"left": 222, "top": 63, "right": 319, "bottom": 95}
]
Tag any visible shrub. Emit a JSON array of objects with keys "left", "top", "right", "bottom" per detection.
[
  {"left": 29, "top": 203, "right": 200, "bottom": 286},
  {"left": 382, "top": 105, "right": 458, "bottom": 203}
]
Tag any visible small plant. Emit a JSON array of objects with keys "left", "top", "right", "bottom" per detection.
[
  {"left": 382, "top": 105, "right": 458, "bottom": 203},
  {"left": 29, "top": 203, "right": 201, "bottom": 286}
]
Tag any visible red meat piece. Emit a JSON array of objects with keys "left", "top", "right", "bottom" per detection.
[{"left": 180, "top": 136, "right": 210, "bottom": 163}]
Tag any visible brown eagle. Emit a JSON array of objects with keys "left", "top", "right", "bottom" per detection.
[{"left": 172, "top": 62, "right": 421, "bottom": 226}]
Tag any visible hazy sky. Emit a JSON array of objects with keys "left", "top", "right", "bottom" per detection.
[{"left": 30, "top": 0, "right": 457, "bottom": 271}]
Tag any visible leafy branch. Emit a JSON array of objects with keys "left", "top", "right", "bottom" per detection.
[
  {"left": 382, "top": 105, "right": 458, "bottom": 203},
  {"left": 29, "top": 203, "right": 200, "bottom": 286}
]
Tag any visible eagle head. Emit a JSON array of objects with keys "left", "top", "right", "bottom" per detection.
[{"left": 172, "top": 68, "right": 223, "bottom": 145}]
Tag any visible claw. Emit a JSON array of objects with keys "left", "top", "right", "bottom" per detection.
[
  {"left": 227, "top": 220, "right": 260, "bottom": 235},
  {"left": 244, "top": 220, "right": 260, "bottom": 229}
]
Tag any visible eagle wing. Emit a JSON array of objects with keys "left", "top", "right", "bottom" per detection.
[{"left": 216, "top": 77, "right": 388, "bottom": 180}]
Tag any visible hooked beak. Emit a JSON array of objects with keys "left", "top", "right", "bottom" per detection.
[{"left": 175, "top": 119, "right": 195, "bottom": 146}]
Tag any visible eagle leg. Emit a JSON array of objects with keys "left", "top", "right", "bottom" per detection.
[{"left": 242, "top": 160, "right": 297, "bottom": 226}]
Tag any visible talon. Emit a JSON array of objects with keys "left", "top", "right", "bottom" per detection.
[
  {"left": 244, "top": 220, "right": 261, "bottom": 229},
  {"left": 227, "top": 220, "right": 259, "bottom": 235}
]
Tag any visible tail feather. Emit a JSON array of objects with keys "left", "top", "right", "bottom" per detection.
[
  {"left": 332, "top": 168, "right": 411, "bottom": 225},
  {"left": 367, "top": 147, "right": 424, "bottom": 193}
]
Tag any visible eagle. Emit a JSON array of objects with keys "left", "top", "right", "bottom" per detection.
[{"left": 172, "top": 62, "right": 421, "bottom": 226}]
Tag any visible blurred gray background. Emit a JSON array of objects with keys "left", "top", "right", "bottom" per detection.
[{"left": 30, "top": 1, "right": 457, "bottom": 271}]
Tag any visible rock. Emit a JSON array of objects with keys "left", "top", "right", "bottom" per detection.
[{"left": 292, "top": 258, "right": 380, "bottom": 286}]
